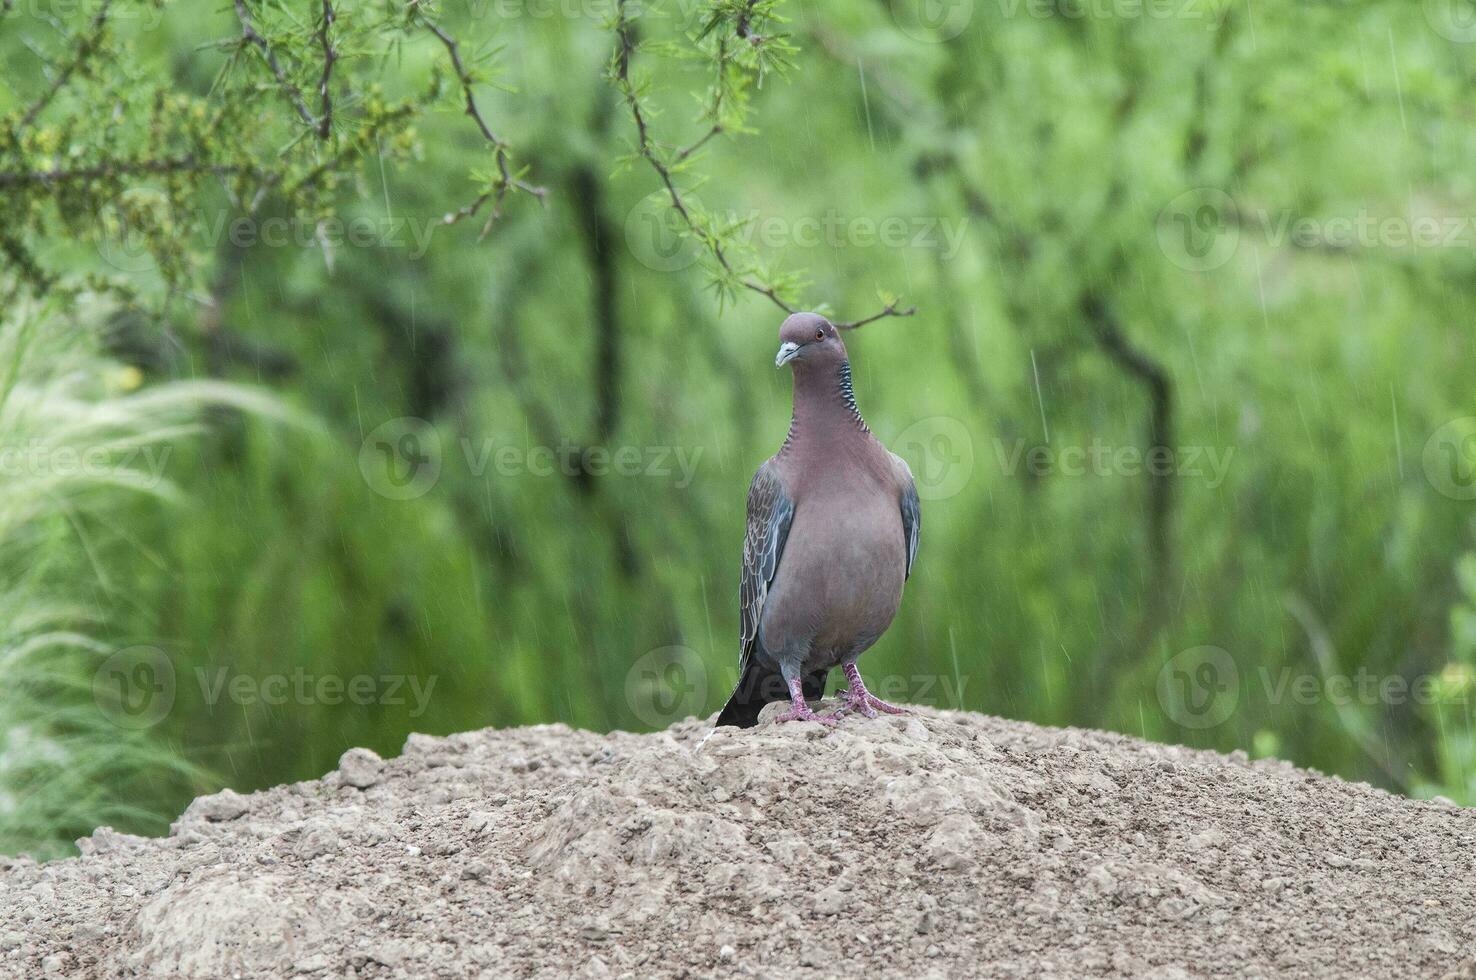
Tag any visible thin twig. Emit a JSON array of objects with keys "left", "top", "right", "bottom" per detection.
[
  {"left": 0, "top": 157, "right": 262, "bottom": 188},
  {"left": 834, "top": 301, "right": 918, "bottom": 331},
  {"left": 442, "top": 191, "right": 493, "bottom": 226},
  {"left": 317, "top": 0, "right": 336, "bottom": 140},
  {"left": 611, "top": 0, "right": 912, "bottom": 329},
  {"left": 674, "top": 125, "right": 721, "bottom": 162},
  {"left": 673, "top": 32, "right": 731, "bottom": 161},
  {"left": 420, "top": 16, "right": 546, "bottom": 234},
  {"left": 232, "top": 0, "right": 316, "bottom": 128},
  {"left": 18, "top": 0, "right": 115, "bottom": 129},
  {"left": 282, "top": 103, "right": 415, "bottom": 195},
  {"left": 613, "top": 1, "right": 791, "bottom": 312}
]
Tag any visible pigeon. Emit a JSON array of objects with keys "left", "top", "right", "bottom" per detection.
[{"left": 715, "top": 312, "right": 920, "bottom": 727}]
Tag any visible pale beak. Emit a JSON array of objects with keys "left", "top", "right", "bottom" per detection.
[{"left": 775, "top": 341, "right": 801, "bottom": 367}]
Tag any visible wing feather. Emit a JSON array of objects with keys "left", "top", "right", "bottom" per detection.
[
  {"left": 898, "top": 459, "right": 921, "bottom": 580},
  {"left": 739, "top": 461, "right": 795, "bottom": 668}
]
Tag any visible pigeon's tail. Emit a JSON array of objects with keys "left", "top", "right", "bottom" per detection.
[{"left": 715, "top": 658, "right": 828, "bottom": 729}]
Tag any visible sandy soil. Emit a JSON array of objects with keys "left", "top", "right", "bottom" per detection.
[{"left": 2, "top": 703, "right": 1473, "bottom": 979}]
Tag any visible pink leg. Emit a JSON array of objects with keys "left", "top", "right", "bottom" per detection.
[
  {"left": 774, "top": 676, "right": 837, "bottom": 725},
  {"left": 831, "top": 663, "right": 907, "bottom": 719}
]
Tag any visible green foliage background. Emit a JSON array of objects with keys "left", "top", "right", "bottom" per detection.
[{"left": 2, "top": 0, "right": 1474, "bottom": 855}]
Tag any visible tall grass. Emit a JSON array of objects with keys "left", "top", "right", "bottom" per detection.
[{"left": 0, "top": 300, "right": 293, "bottom": 858}]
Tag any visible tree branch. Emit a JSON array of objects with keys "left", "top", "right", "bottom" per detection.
[
  {"left": 0, "top": 156, "right": 262, "bottom": 188},
  {"left": 17, "top": 0, "right": 115, "bottom": 130},
  {"left": 833, "top": 301, "right": 917, "bottom": 331},
  {"left": 232, "top": 0, "right": 316, "bottom": 129},
  {"left": 420, "top": 16, "right": 547, "bottom": 237},
  {"left": 571, "top": 164, "right": 623, "bottom": 443},
  {"left": 317, "top": 0, "right": 337, "bottom": 140},
  {"left": 610, "top": 0, "right": 913, "bottom": 329},
  {"left": 1080, "top": 289, "right": 1176, "bottom": 644}
]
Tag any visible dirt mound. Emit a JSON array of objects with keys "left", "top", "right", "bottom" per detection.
[{"left": 2, "top": 704, "right": 1474, "bottom": 979}]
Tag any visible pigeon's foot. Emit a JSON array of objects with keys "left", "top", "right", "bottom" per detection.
[
  {"left": 774, "top": 703, "right": 839, "bottom": 726},
  {"left": 834, "top": 663, "right": 908, "bottom": 719},
  {"left": 773, "top": 676, "right": 838, "bottom": 726},
  {"left": 833, "top": 688, "right": 908, "bottom": 719}
]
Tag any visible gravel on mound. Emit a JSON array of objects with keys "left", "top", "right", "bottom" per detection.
[{"left": 2, "top": 705, "right": 1474, "bottom": 979}]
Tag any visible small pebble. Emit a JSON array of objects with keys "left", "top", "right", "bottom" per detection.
[{"left": 338, "top": 747, "right": 384, "bottom": 789}]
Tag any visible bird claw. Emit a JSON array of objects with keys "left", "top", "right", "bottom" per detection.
[
  {"left": 836, "top": 689, "right": 907, "bottom": 719},
  {"left": 774, "top": 704, "right": 838, "bottom": 726}
]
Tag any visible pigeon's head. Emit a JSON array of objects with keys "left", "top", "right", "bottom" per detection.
[{"left": 775, "top": 312, "right": 846, "bottom": 369}]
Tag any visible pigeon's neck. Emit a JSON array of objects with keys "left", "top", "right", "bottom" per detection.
[{"left": 779, "top": 360, "right": 871, "bottom": 455}]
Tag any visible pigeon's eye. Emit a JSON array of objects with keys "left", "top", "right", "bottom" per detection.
[{"left": 815, "top": 329, "right": 825, "bottom": 341}]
